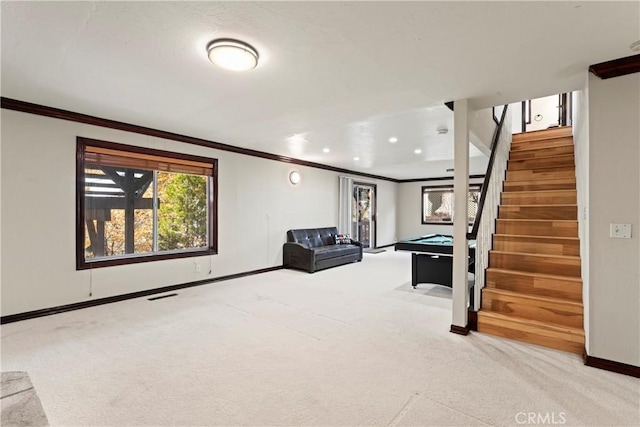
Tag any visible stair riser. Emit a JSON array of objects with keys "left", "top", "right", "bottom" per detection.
[
  {"left": 503, "top": 179, "right": 576, "bottom": 192},
  {"left": 495, "top": 220, "right": 578, "bottom": 238},
  {"left": 508, "top": 156, "right": 574, "bottom": 171},
  {"left": 512, "top": 127, "right": 573, "bottom": 143},
  {"left": 510, "top": 145, "right": 574, "bottom": 160},
  {"left": 490, "top": 252, "right": 581, "bottom": 277},
  {"left": 481, "top": 291, "right": 583, "bottom": 328},
  {"left": 485, "top": 269, "right": 582, "bottom": 301},
  {"left": 502, "top": 192, "right": 577, "bottom": 205},
  {"left": 506, "top": 168, "right": 575, "bottom": 182},
  {"left": 493, "top": 235, "right": 580, "bottom": 256},
  {"left": 477, "top": 315, "right": 584, "bottom": 354},
  {"left": 498, "top": 205, "right": 577, "bottom": 220}
]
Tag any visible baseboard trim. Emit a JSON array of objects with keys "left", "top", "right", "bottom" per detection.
[
  {"left": 0, "top": 266, "right": 284, "bottom": 324},
  {"left": 583, "top": 351, "right": 640, "bottom": 378},
  {"left": 467, "top": 309, "right": 478, "bottom": 331},
  {"left": 450, "top": 324, "right": 469, "bottom": 335},
  {"left": 374, "top": 243, "right": 396, "bottom": 249}
]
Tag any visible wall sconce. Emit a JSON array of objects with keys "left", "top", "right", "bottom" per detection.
[{"left": 289, "top": 171, "right": 301, "bottom": 185}]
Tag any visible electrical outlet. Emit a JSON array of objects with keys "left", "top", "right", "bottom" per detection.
[{"left": 610, "top": 223, "right": 632, "bottom": 239}]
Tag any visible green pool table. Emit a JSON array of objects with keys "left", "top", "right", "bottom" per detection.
[{"left": 395, "top": 234, "right": 476, "bottom": 289}]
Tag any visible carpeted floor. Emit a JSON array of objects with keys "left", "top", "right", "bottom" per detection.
[
  {"left": 1, "top": 251, "right": 638, "bottom": 426},
  {"left": 1, "top": 372, "right": 49, "bottom": 426},
  {"left": 364, "top": 248, "right": 387, "bottom": 254}
]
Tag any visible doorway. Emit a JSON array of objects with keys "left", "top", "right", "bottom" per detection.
[
  {"left": 518, "top": 92, "right": 572, "bottom": 133},
  {"left": 352, "top": 182, "right": 376, "bottom": 249}
]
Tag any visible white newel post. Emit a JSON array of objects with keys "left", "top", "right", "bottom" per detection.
[{"left": 452, "top": 99, "right": 470, "bottom": 333}]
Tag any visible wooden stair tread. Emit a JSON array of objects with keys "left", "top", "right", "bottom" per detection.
[
  {"left": 500, "top": 189, "right": 575, "bottom": 194},
  {"left": 506, "top": 168, "right": 576, "bottom": 182},
  {"left": 494, "top": 233, "right": 579, "bottom": 241},
  {"left": 482, "top": 287, "right": 583, "bottom": 308},
  {"left": 509, "top": 153, "right": 574, "bottom": 162},
  {"left": 499, "top": 205, "right": 577, "bottom": 212},
  {"left": 497, "top": 218, "right": 577, "bottom": 223},
  {"left": 512, "top": 127, "right": 573, "bottom": 142},
  {"left": 510, "top": 139, "right": 574, "bottom": 152},
  {"left": 486, "top": 267, "right": 582, "bottom": 282},
  {"left": 478, "top": 311, "right": 585, "bottom": 339},
  {"left": 490, "top": 250, "right": 580, "bottom": 260},
  {"left": 510, "top": 140, "right": 573, "bottom": 150},
  {"left": 504, "top": 177, "right": 576, "bottom": 183},
  {"left": 510, "top": 145, "right": 574, "bottom": 160},
  {"left": 505, "top": 178, "right": 576, "bottom": 185}
]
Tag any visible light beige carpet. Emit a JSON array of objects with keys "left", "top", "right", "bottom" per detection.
[
  {"left": 1, "top": 251, "right": 638, "bottom": 426},
  {"left": 1, "top": 372, "right": 49, "bottom": 426}
]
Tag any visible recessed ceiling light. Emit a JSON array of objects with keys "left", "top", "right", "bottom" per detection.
[
  {"left": 630, "top": 40, "right": 640, "bottom": 52},
  {"left": 207, "top": 38, "right": 259, "bottom": 71},
  {"left": 322, "top": 148, "right": 330, "bottom": 153},
  {"left": 414, "top": 149, "right": 422, "bottom": 154},
  {"left": 353, "top": 157, "right": 360, "bottom": 161},
  {"left": 389, "top": 137, "right": 398, "bottom": 143}
]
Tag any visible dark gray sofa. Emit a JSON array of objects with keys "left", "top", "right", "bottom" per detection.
[{"left": 283, "top": 227, "right": 363, "bottom": 273}]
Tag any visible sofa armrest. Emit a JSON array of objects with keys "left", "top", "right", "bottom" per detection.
[{"left": 283, "top": 242, "right": 316, "bottom": 272}]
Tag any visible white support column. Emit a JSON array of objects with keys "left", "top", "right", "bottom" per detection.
[{"left": 451, "top": 99, "right": 470, "bottom": 334}]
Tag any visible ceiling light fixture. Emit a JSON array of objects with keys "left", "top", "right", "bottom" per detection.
[
  {"left": 353, "top": 157, "right": 360, "bottom": 161},
  {"left": 414, "top": 149, "right": 422, "bottom": 154},
  {"left": 389, "top": 137, "right": 398, "bottom": 143},
  {"left": 207, "top": 38, "right": 259, "bottom": 71},
  {"left": 630, "top": 40, "right": 640, "bottom": 52},
  {"left": 322, "top": 148, "right": 330, "bottom": 153}
]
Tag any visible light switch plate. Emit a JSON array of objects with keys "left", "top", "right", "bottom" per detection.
[{"left": 610, "top": 223, "right": 632, "bottom": 239}]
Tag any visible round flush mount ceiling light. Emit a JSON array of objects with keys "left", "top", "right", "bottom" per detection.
[
  {"left": 207, "top": 39, "right": 259, "bottom": 71},
  {"left": 388, "top": 137, "right": 398, "bottom": 143},
  {"left": 414, "top": 149, "right": 422, "bottom": 154},
  {"left": 322, "top": 147, "right": 330, "bottom": 153},
  {"left": 630, "top": 40, "right": 640, "bottom": 52},
  {"left": 289, "top": 171, "right": 301, "bottom": 185}
]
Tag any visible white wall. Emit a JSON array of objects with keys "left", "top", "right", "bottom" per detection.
[
  {"left": 1, "top": 109, "right": 398, "bottom": 316},
  {"left": 572, "top": 84, "right": 590, "bottom": 350},
  {"left": 587, "top": 72, "right": 640, "bottom": 366},
  {"left": 469, "top": 107, "right": 495, "bottom": 156},
  {"left": 397, "top": 177, "right": 484, "bottom": 240},
  {"left": 527, "top": 94, "right": 561, "bottom": 131}
]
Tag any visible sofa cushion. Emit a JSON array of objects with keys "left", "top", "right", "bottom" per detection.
[
  {"left": 313, "top": 244, "right": 360, "bottom": 261},
  {"left": 288, "top": 227, "right": 339, "bottom": 248}
]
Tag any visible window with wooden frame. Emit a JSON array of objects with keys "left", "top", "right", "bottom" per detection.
[
  {"left": 421, "top": 184, "right": 481, "bottom": 225},
  {"left": 76, "top": 137, "right": 218, "bottom": 269}
]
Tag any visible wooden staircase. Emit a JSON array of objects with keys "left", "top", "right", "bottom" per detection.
[{"left": 477, "top": 126, "right": 584, "bottom": 354}]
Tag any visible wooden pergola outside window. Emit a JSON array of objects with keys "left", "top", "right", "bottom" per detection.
[{"left": 76, "top": 137, "right": 218, "bottom": 269}]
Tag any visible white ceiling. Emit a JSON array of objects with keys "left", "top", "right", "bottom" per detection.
[{"left": 2, "top": 1, "right": 639, "bottom": 179}]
